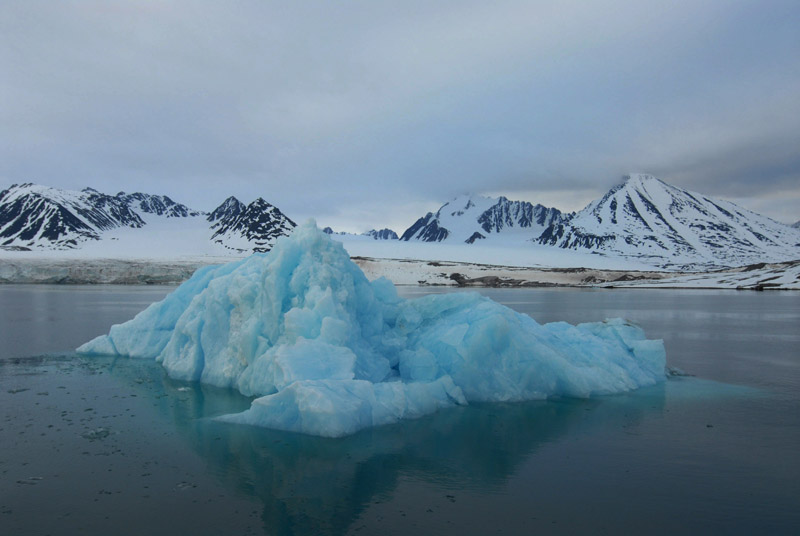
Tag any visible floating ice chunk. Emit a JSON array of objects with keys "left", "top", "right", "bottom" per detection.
[{"left": 78, "top": 220, "right": 666, "bottom": 437}]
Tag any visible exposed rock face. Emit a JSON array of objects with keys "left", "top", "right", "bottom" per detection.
[
  {"left": 364, "top": 228, "right": 399, "bottom": 240},
  {"left": 0, "top": 184, "right": 145, "bottom": 248},
  {"left": 400, "top": 194, "right": 565, "bottom": 243},
  {"left": 207, "top": 196, "right": 245, "bottom": 223},
  {"left": 209, "top": 197, "right": 296, "bottom": 252},
  {"left": 399, "top": 175, "right": 800, "bottom": 269},
  {"left": 0, "top": 183, "right": 296, "bottom": 253},
  {"left": 117, "top": 191, "right": 203, "bottom": 218}
]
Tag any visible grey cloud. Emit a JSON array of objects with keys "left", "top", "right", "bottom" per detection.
[{"left": 1, "top": 0, "right": 798, "bottom": 228}]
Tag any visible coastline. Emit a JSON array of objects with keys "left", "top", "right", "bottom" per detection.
[{"left": 1, "top": 255, "right": 797, "bottom": 290}]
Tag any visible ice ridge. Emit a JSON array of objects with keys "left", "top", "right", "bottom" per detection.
[{"left": 77, "top": 220, "right": 666, "bottom": 437}]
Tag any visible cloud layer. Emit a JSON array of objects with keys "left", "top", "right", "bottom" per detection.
[{"left": 2, "top": 0, "right": 798, "bottom": 229}]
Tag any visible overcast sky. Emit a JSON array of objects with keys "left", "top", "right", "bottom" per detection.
[{"left": 1, "top": 1, "right": 798, "bottom": 231}]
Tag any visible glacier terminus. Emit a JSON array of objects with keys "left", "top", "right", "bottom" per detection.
[{"left": 77, "top": 221, "right": 667, "bottom": 437}]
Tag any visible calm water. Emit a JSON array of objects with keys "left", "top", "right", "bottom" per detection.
[{"left": 1, "top": 285, "right": 798, "bottom": 535}]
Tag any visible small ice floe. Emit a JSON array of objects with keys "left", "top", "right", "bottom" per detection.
[
  {"left": 16, "top": 476, "right": 44, "bottom": 486},
  {"left": 81, "top": 427, "right": 111, "bottom": 441},
  {"left": 666, "top": 366, "right": 693, "bottom": 377}
]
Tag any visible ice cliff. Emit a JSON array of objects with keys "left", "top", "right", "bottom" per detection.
[{"left": 77, "top": 221, "right": 666, "bottom": 437}]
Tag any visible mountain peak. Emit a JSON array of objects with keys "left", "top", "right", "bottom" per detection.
[
  {"left": 0, "top": 183, "right": 298, "bottom": 253},
  {"left": 364, "top": 228, "right": 398, "bottom": 240},
  {"left": 619, "top": 173, "right": 666, "bottom": 193},
  {"left": 248, "top": 197, "right": 274, "bottom": 209},
  {"left": 210, "top": 196, "right": 296, "bottom": 253},
  {"left": 624, "top": 173, "right": 658, "bottom": 182},
  {"left": 538, "top": 174, "right": 800, "bottom": 269},
  {"left": 401, "top": 193, "right": 564, "bottom": 243},
  {"left": 116, "top": 191, "right": 202, "bottom": 218},
  {"left": 207, "top": 196, "right": 245, "bottom": 223},
  {"left": 0, "top": 183, "right": 145, "bottom": 249}
]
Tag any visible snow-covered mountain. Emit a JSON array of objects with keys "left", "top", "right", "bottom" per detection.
[
  {"left": 117, "top": 191, "right": 203, "bottom": 218},
  {"left": 400, "top": 195, "right": 565, "bottom": 244},
  {"left": 319, "top": 227, "right": 398, "bottom": 240},
  {"left": 4, "top": 178, "right": 797, "bottom": 270},
  {"left": 0, "top": 183, "right": 296, "bottom": 254},
  {"left": 792, "top": 220, "right": 800, "bottom": 229},
  {"left": 364, "top": 228, "right": 398, "bottom": 240},
  {"left": 0, "top": 184, "right": 145, "bottom": 249},
  {"left": 397, "top": 175, "right": 799, "bottom": 270},
  {"left": 537, "top": 174, "right": 800, "bottom": 269},
  {"left": 209, "top": 197, "right": 296, "bottom": 252}
]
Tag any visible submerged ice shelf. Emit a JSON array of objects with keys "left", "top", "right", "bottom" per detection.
[{"left": 78, "top": 221, "right": 666, "bottom": 437}]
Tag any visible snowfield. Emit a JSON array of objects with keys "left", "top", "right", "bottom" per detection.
[{"left": 2, "top": 234, "right": 797, "bottom": 289}]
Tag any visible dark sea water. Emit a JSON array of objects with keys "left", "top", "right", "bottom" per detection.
[{"left": 1, "top": 285, "right": 798, "bottom": 535}]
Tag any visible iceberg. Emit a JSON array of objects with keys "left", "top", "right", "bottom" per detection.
[{"left": 78, "top": 221, "right": 666, "bottom": 437}]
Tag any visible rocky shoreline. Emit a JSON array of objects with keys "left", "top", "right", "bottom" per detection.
[{"left": 0, "top": 256, "right": 797, "bottom": 290}]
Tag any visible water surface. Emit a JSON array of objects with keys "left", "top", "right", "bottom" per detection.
[{"left": 1, "top": 285, "right": 798, "bottom": 535}]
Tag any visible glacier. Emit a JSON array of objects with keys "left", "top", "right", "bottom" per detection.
[{"left": 77, "top": 221, "right": 666, "bottom": 437}]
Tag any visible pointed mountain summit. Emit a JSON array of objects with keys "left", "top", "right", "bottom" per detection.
[
  {"left": 396, "top": 175, "right": 798, "bottom": 269},
  {"left": 537, "top": 174, "right": 800, "bottom": 269},
  {"left": 207, "top": 196, "right": 246, "bottom": 223},
  {"left": 210, "top": 197, "right": 296, "bottom": 252}
]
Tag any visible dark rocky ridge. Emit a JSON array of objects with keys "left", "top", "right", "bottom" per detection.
[
  {"left": 0, "top": 184, "right": 297, "bottom": 253},
  {"left": 209, "top": 197, "right": 296, "bottom": 252}
]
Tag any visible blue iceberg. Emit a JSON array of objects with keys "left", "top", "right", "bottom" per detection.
[{"left": 78, "top": 221, "right": 666, "bottom": 437}]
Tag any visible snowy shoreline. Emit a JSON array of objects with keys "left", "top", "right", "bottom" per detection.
[{"left": 1, "top": 255, "right": 797, "bottom": 290}]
